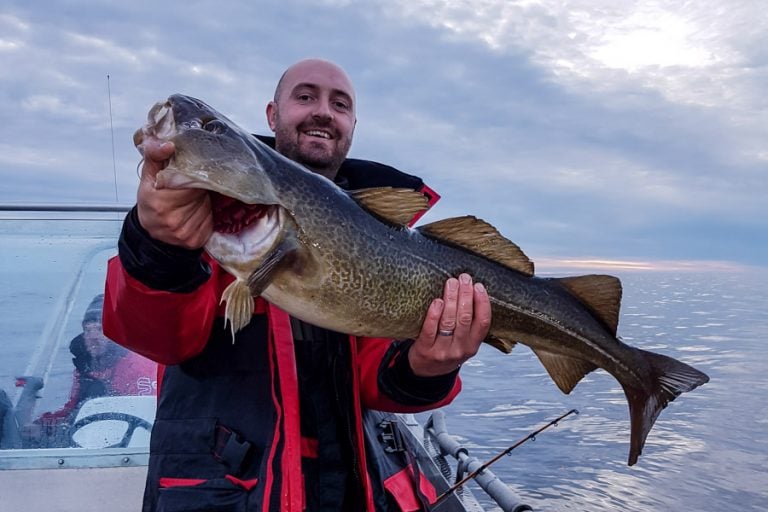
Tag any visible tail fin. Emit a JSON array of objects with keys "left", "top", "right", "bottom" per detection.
[{"left": 623, "top": 349, "right": 709, "bottom": 465}]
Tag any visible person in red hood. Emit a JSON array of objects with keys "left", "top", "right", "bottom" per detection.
[
  {"left": 26, "top": 294, "right": 156, "bottom": 447},
  {"left": 103, "top": 58, "right": 491, "bottom": 511}
]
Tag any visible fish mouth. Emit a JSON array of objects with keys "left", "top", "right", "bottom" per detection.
[
  {"left": 205, "top": 192, "right": 285, "bottom": 274},
  {"left": 210, "top": 192, "right": 271, "bottom": 235}
]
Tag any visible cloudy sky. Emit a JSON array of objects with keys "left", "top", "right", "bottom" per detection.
[{"left": 1, "top": 0, "right": 765, "bottom": 269}]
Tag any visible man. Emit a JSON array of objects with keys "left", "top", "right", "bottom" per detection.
[
  {"left": 48, "top": 294, "right": 156, "bottom": 419},
  {"left": 103, "top": 58, "right": 490, "bottom": 511},
  {"left": 11, "top": 294, "right": 157, "bottom": 448}
]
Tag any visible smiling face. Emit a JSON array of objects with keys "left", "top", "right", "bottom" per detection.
[{"left": 266, "top": 59, "right": 357, "bottom": 179}]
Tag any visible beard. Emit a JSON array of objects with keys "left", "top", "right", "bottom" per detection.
[{"left": 273, "top": 117, "right": 352, "bottom": 178}]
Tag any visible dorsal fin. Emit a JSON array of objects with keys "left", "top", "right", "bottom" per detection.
[
  {"left": 350, "top": 187, "right": 429, "bottom": 227},
  {"left": 417, "top": 216, "right": 534, "bottom": 276},
  {"left": 555, "top": 275, "right": 623, "bottom": 335}
]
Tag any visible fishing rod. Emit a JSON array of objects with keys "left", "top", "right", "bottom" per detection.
[{"left": 434, "top": 408, "right": 579, "bottom": 506}]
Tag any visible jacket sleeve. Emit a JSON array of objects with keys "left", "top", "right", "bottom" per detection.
[
  {"left": 102, "top": 207, "right": 225, "bottom": 365},
  {"left": 36, "top": 370, "right": 83, "bottom": 424},
  {"left": 356, "top": 337, "right": 461, "bottom": 413}
]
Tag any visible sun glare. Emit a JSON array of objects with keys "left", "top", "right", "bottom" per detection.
[
  {"left": 536, "top": 258, "right": 752, "bottom": 273},
  {"left": 589, "top": 12, "right": 716, "bottom": 72}
]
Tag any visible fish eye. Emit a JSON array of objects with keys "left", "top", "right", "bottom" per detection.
[{"left": 203, "top": 119, "right": 227, "bottom": 134}]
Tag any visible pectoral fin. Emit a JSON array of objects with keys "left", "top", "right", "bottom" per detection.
[
  {"left": 220, "top": 238, "right": 298, "bottom": 341},
  {"left": 246, "top": 237, "right": 297, "bottom": 296}
]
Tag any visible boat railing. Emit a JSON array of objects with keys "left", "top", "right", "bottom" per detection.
[
  {"left": 0, "top": 203, "right": 132, "bottom": 213},
  {"left": 425, "top": 410, "right": 533, "bottom": 512}
]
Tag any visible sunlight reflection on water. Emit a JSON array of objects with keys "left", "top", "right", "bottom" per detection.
[{"left": 423, "top": 269, "right": 768, "bottom": 511}]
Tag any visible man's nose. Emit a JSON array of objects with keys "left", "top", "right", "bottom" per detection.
[{"left": 312, "top": 100, "right": 333, "bottom": 122}]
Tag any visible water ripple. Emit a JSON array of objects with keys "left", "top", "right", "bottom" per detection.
[{"left": 434, "top": 270, "right": 768, "bottom": 511}]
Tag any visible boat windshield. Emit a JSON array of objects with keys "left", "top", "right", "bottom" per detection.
[{"left": 0, "top": 207, "right": 157, "bottom": 469}]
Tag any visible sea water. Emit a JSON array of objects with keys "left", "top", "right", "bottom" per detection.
[{"left": 427, "top": 269, "right": 768, "bottom": 511}]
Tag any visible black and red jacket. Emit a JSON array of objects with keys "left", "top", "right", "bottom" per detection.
[{"left": 103, "top": 147, "right": 461, "bottom": 512}]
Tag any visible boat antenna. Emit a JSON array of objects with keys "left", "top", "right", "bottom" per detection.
[
  {"left": 107, "top": 74, "right": 119, "bottom": 203},
  {"left": 434, "top": 408, "right": 579, "bottom": 505}
]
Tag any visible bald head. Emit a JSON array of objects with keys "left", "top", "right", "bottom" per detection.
[{"left": 273, "top": 58, "right": 355, "bottom": 104}]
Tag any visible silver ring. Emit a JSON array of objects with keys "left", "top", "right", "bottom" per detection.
[{"left": 438, "top": 329, "right": 454, "bottom": 337}]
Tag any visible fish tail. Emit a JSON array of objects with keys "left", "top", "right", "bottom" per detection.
[{"left": 623, "top": 348, "right": 709, "bottom": 465}]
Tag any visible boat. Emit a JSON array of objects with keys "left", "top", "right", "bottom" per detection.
[{"left": 0, "top": 204, "right": 532, "bottom": 511}]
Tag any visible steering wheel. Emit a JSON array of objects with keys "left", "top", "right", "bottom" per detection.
[{"left": 69, "top": 411, "right": 152, "bottom": 448}]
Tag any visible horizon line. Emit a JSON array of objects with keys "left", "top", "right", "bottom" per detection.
[{"left": 534, "top": 257, "right": 761, "bottom": 273}]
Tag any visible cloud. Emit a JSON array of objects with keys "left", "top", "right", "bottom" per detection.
[{"left": 0, "top": 0, "right": 764, "bottom": 266}]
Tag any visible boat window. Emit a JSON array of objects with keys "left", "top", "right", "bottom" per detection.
[{"left": 0, "top": 209, "right": 157, "bottom": 469}]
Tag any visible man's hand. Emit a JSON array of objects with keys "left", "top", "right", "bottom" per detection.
[
  {"left": 408, "top": 273, "right": 491, "bottom": 377},
  {"left": 136, "top": 137, "right": 213, "bottom": 249}
]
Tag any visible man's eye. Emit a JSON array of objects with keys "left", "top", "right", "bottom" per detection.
[
  {"left": 334, "top": 101, "right": 350, "bottom": 111},
  {"left": 297, "top": 94, "right": 313, "bottom": 102}
]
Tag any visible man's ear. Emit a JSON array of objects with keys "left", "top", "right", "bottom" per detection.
[{"left": 266, "top": 101, "right": 277, "bottom": 132}]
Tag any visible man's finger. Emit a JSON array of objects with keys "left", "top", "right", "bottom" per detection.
[
  {"left": 468, "top": 282, "right": 492, "bottom": 346},
  {"left": 139, "top": 140, "right": 176, "bottom": 180},
  {"left": 423, "top": 298, "right": 444, "bottom": 339},
  {"left": 452, "top": 273, "right": 474, "bottom": 341},
  {"left": 143, "top": 139, "right": 175, "bottom": 161},
  {"left": 439, "top": 277, "right": 459, "bottom": 334}
]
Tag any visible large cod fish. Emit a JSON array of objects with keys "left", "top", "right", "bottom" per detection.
[{"left": 135, "top": 94, "right": 709, "bottom": 466}]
